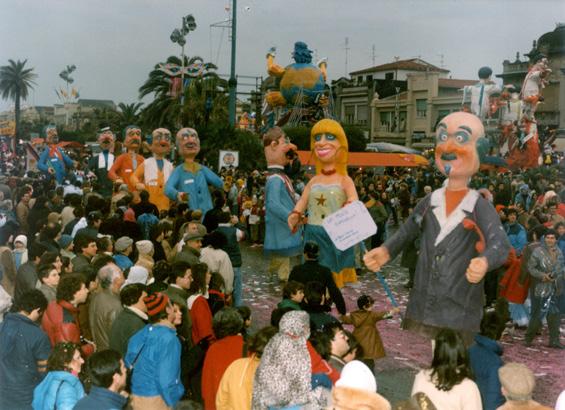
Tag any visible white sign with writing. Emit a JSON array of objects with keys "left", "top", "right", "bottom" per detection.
[
  {"left": 219, "top": 150, "right": 239, "bottom": 170},
  {"left": 322, "top": 200, "right": 377, "bottom": 251}
]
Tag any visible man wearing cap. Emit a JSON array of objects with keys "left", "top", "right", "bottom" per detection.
[
  {"left": 174, "top": 228, "right": 204, "bottom": 266},
  {"left": 58, "top": 234, "right": 75, "bottom": 260},
  {"left": 113, "top": 236, "right": 134, "bottom": 271},
  {"left": 125, "top": 293, "right": 184, "bottom": 409},
  {"left": 88, "top": 128, "right": 116, "bottom": 197},
  {"left": 497, "top": 362, "right": 551, "bottom": 410}
]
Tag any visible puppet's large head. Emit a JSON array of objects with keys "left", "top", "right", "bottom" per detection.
[
  {"left": 263, "top": 126, "right": 297, "bottom": 167},
  {"left": 44, "top": 125, "right": 59, "bottom": 145},
  {"left": 149, "top": 128, "right": 172, "bottom": 158},
  {"left": 97, "top": 127, "right": 115, "bottom": 151},
  {"left": 123, "top": 125, "right": 142, "bottom": 152},
  {"left": 435, "top": 112, "right": 488, "bottom": 179},
  {"left": 310, "top": 119, "right": 348, "bottom": 175},
  {"left": 176, "top": 127, "right": 200, "bottom": 160}
]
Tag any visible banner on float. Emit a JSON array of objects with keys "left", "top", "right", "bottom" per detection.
[
  {"left": 323, "top": 200, "right": 377, "bottom": 251},
  {"left": 219, "top": 150, "right": 239, "bottom": 170}
]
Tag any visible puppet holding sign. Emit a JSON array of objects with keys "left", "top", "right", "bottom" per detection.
[
  {"left": 364, "top": 112, "right": 510, "bottom": 342},
  {"left": 288, "top": 119, "right": 358, "bottom": 288}
]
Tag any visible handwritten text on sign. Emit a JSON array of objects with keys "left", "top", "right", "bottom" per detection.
[{"left": 322, "top": 200, "right": 377, "bottom": 251}]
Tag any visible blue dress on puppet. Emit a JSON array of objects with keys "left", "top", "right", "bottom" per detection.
[
  {"left": 305, "top": 184, "right": 355, "bottom": 287},
  {"left": 264, "top": 168, "right": 303, "bottom": 257},
  {"left": 165, "top": 163, "right": 223, "bottom": 216}
]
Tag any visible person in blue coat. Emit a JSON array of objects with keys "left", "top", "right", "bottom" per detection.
[
  {"left": 37, "top": 125, "right": 75, "bottom": 185},
  {"left": 468, "top": 309, "right": 506, "bottom": 410},
  {"left": 262, "top": 127, "right": 303, "bottom": 283},
  {"left": 504, "top": 208, "right": 527, "bottom": 256},
  {"left": 32, "top": 342, "right": 85, "bottom": 410},
  {"left": 125, "top": 292, "right": 184, "bottom": 409},
  {"left": 165, "top": 128, "right": 223, "bottom": 216}
]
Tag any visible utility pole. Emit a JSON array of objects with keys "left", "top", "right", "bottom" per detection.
[
  {"left": 344, "top": 37, "right": 350, "bottom": 77},
  {"left": 372, "top": 44, "right": 377, "bottom": 66},
  {"left": 228, "top": 0, "right": 237, "bottom": 126}
]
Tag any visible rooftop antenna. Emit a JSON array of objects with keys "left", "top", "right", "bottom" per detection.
[
  {"left": 437, "top": 53, "right": 444, "bottom": 68},
  {"left": 344, "top": 37, "right": 350, "bottom": 77},
  {"left": 372, "top": 44, "right": 377, "bottom": 66}
]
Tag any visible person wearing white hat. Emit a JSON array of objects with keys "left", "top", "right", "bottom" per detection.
[
  {"left": 331, "top": 360, "right": 391, "bottom": 410},
  {"left": 12, "top": 234, "right": 28, "bottom": 270},
  {"left": 121, "top": 266, "right": 149, "bottom": 290},
  {"left": 135, "top": 240, "right": 154, "bottom": 276}
]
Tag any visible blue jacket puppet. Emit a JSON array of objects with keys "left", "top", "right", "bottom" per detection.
[
  {"left": 165, "top": 128, "right": 223, "bottom": 216},
  {"left": 37, "top": 125, "right": 75, "bottom": 184},
  {"left": 263, "top": 127, "right": 303, "bottom": 282}
]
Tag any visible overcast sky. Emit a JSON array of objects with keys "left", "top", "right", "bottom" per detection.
[{"left": 1, "top": 0, "right": 563, "bottom": 112}]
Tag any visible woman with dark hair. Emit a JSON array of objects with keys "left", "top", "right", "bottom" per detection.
[
  {"left": 216, "top": 326, "right": 278, "bottom": 409},
  {"left": 187, "top": 263, "right": 214, "bottom": 345},
  {"left": 411, "top": 328, "right": 481, "bottom": 409},
  {"left": 149, "top": 223, "right": 167, "bottom": 263},
  {"left": 201, "top": 307, "right": 245, "bottom": 409},
  {"left": 32, "top": 342, "right": 85, "bottom": 409},
  {"left": 39, "top": 251, "right": 63, "bottom": 274}
]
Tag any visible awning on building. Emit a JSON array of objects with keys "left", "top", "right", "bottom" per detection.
[{"left": 296, "top": 151, "right": 429, "bottom": 168}]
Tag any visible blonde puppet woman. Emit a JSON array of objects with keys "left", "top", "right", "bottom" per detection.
[{"left": 288, "top": 119, "right": 358, "bottom": 288}]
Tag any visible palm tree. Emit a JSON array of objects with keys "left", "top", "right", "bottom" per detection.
[
  {"left": 139, "top": 55, "right": 228, "bottom": 130},
  {"left": 117, "top": 102, "right": 143, "bottom": 129},
  {"left": 0, "top": 59, "right": 37, "bottom": 147}
]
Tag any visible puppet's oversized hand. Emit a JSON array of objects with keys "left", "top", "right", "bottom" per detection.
[
  {"left": 287, "top": 212, "right": 301, "bottom": 233},
  {"left": 466, "top": 256, "right": 488, "bottom": 283},
  {"left": 177, "top": 192, "right": 188, "bottom": 203},
  {"left": 136, "top": 183, "right": 146, "bottom": 192},
  {"left": 363, "top": 246, "right": 390, "bottom": 272},
  {"left": 115, "top": 178, "right": 124, "bottom": 185}
]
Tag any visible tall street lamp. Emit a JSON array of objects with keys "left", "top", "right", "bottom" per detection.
[{"left": 170, "top": 14, "right": 197, "bottom": 103}]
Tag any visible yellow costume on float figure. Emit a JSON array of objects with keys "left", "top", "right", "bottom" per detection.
[{"left": 288, "top": 119, "right": 358, "bottom": 288}]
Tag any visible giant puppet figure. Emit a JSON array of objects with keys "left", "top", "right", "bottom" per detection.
[
  {"left": 165, "top": 127, "right": 223, "bottom": 215},
  {"left": 37, "top": 125, "right": 75, "bottom": 184},
  {"left": 263, "top": 127, "right": 303, "bottom": 282},
  {"left": 462, "top": 66, "right": 501, "bottom": 120},
  {"left": 108, "top": 125, "right": 145, "bottom": 192},
  {"left": 288, "top": 119, "right": 358, "bottom": 288},
  {"left": 87, "top": 127, "right": 115, "bottom": 196},
  {"left": 131, "top": 128, "right": 174, "bottom": 212},
  {"left": 364, "top": 112, "right": 510, "bottom": 342}
]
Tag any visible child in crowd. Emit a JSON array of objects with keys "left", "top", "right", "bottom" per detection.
[
  {"left": 304, "top": 281, "right": 340, "bottom": 332},
  {"left": 277, "top": 280, "right": 304, "bottom": 311},
  {"left": 237, "top": 305, "right": 252, "bottom": 341},
  {"left": 208, "top": 272, "right": 227, "bottom": 315},
  {"left": 341, "top": 294, "right": 399, "bottom": 371},
  {"left": 12, "top": 234, "right": 28, "bottom": 271}
]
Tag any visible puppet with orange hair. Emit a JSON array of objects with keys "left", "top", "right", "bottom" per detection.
[{"left": 288, "top": 119, "right": 358, "bottom": 287}]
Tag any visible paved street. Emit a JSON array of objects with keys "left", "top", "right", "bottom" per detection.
[{"left": 240, "top": 241, "right": 564, "bottom": 406}]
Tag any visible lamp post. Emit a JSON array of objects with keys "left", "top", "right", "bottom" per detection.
[
  {"left": 228, "top": 0, "right": 237, "bottom": 126},
  {"left": 170, "top": 14, "right": 197, "bottom": 103}
]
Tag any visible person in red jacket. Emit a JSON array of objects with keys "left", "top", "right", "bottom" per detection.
[
  {"left": 187, "top": 263, "right": 215, "bottom": 345},
  {"left": 201, "top": 307, "right": 245, "bottom": 410},
  {"left": 41, "top": 274, "right": 94, "bottom": 356}
]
